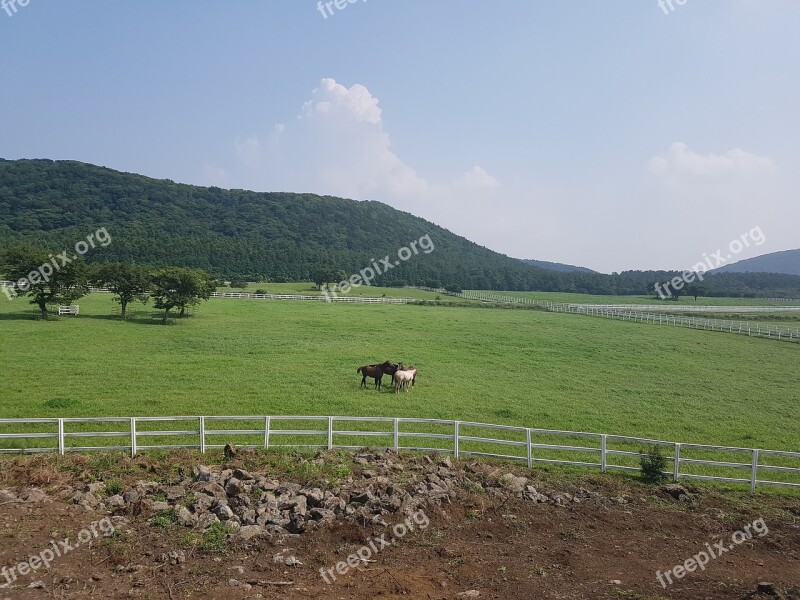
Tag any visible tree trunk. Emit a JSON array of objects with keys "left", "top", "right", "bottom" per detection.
[
  {"left": 120, "top": 300, "right": 128, "bottom": 320},
  {"left": 162, "top": 309, "right": 169, "bottom": 325},
  {"left": 179, "top": 305, "right": 186, "bottom": 318},
  {"left": 38, "top": 301, "right": 48, "bottom": 318}
]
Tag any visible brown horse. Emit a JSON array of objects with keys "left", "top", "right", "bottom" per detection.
[{"left": 357, "top": 361, "right": 398, "bottom": 390}]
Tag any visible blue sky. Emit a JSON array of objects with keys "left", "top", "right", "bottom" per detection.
[{"left": 1, "top": 0, "right": 797, "bottom": 272}]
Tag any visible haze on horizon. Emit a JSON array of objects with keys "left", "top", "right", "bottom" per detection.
[{"left": 1, "top": 1, "right": 797, "bottom": 273}]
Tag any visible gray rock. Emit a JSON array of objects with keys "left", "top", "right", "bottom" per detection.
[
  {"left": 148, "top": 500, "right": 171, "bottom": 512},
  {"left": 20, "top": 488, "right": 49, "bottom": 503},
  {"left": 213, "top": 502, "right": 235, "bottom": 521},
  {"left": 349, "top": 490, "right": 373, "bottom": 505},
  {"left": 197, "top": 512, "right": 220, "bottom": 529},
  {"left": 0, "top": 489, "right": 18, "bottom": 502},
  {"left": 123, "top": 490, "right": 140, "bottom": 504},
  {"left": 232, "top": 468, "right": 254, "bottom": 481},
  {"left": 165, "top": 486, "right": 186, "bottom": 501},
  {"left": 192, "top": 482, "right": 227, "bottom": 502},
  {"left": 662, "top": 484, "right": 689, "bottom": 499},
  {"left": 176, "top": 505, "right": 197, "bottom": 527},
  {"left": 107, "top": 494, "right": 126, "bottom": 508},
  {"left": 225, "top": 478, "right": 244, "bottom": 497},
  {"left": 498, "top": 473, "right": 528, "bottom": 494},
  {"left": 302, "top": 488, "right": 325, "bottom": 507},
  {"left": 193, "top": 465, "right": 213, "bottom": 482},
  {"left": 309, "top": 508, "right": 337, "bottom": 523},
  {"left": 85, "top": 482, "right": 105, "bottom": 495},
  {"left": 234, "top": 525, "right": 268, "bottom": 541}
]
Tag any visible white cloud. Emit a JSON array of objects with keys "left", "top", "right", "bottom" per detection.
[
  {"left": 222, "top": 78, "right": 498, "bottom": 215},
  {"left": 649, "top": 142, "right": 776, "bottom": 179}
]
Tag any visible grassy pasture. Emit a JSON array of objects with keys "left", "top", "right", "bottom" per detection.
[{"left": 0, "top": 292, "right": 797, "bottom": 456}]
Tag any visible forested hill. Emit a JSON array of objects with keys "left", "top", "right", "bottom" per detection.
[
  {"left": 0, "top": 159, "right": 556, "bottom": 288},
  {"left": 2, "top": 158, "right": 800, "bottom": 297},
  {"left": 520, "top": 259, "right": 597, "bottom": 274},
  {"left": 713, "top": 249, "right": 800, "bottom": 276}
]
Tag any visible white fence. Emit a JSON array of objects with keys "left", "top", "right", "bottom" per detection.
[
  {"left": 550, "top": 304, "right": 800, "bottom": 342},
  {"left": 423, "top": 289, "right": 800, "bottom": 343},
  {"left": 210, "top": 292, "right": 413, "bottom": 304},
  {"left": 0, "top": 416, "right": 797, "bottom": 492}
]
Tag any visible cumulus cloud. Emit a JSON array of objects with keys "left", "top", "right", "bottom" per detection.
[
  {"left": 222, "top": 78, "right": 498, "bottom": 214},
  {"left": 648, "top": 142, "right": 776, "bottom": 179}
]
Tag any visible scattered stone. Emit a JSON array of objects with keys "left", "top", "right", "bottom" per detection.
[
  {"left": 164, "top": 486, "right": 186, "bottom": 501},
  {"left": 176, "top": 505, "right": 197, "bottom": 527},
  {"left": 193, "top": 465, "right": 213, "bottom": 482},
  {"left": 457, "top": 591, "right": 480, "bottom": 598},
  {"left": 212, "top": 502, "right": 235, "bottom": 521},
  {"left": 28, "top": 581, "right": 46, "bottom": 589},
  {"left": 107, "top": 494, "right": 125, "bottom": 508},
  {"left": 20, "top": 488, "right": 49, "bottom": 503},
  {"left": 498, "top": 473, "right": 528, "bottom": 494},
  {"left": 123, "top": 490, "right": 140, "bottom": 504},
  {"left": 232, "top": 468, "right": 254, "bottom": 481},
  {"left": 662, "top": 484, "right": 689, "bottom": 500}
]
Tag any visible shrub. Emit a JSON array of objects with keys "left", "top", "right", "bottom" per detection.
[
  {"left": 105, "top": 479, "right": 123, "bottom": 495},
  {"left": 639, "top": 444, "right": 669, "bottom": 483}
]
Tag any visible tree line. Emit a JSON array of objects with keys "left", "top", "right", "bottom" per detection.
[{"left": 2, "top": 246, "right": 215, "bottom": 323}]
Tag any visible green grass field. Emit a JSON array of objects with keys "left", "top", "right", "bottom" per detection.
[
  {"left": 1, "top": 292, "right": 798, "bottom": 457},
  {"left": 473, "top": 290, "right": 800, "bottom": 307}
]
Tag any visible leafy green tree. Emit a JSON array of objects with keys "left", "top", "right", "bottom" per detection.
[
  {"left": 150, "top": 267, "right": 216, "bottom": 324},
  {"left": 312, "top": 266, "right": 337, "bottom": 291},
  {"left": 685, "top": 284, "right": 706, "bottom": 301},
  {"left": 2, "top": 245, "right": 89, "bottom": 318},
  {"left": 95, "top": 263, "right": 151, "bottom": 319}
]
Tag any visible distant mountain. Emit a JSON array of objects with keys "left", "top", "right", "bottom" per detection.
[
  {"left": 520, "top": 259, "right": 598, "bottom": 274},
  {"left": 713, "top": 249, "right": 800, "bottom": 276}
]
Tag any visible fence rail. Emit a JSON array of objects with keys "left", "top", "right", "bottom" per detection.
[{"left": 0, "top": 416, "right": 797, "bottom": 491}]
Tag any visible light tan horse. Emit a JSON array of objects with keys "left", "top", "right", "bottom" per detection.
[{"left": 394, "top": 367, "right": 417, "bottom": 393}]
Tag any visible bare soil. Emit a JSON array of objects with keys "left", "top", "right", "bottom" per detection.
[{"left": 0, "top": 451, "right": 798, "bottom": 600}]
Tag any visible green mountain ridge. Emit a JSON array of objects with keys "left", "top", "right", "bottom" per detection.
[
  {"left": 520, "top": 259, "right": 598, "bottom": 274},
  {"left": 1, "top": 158, "right": 800, "bottom": 297}
]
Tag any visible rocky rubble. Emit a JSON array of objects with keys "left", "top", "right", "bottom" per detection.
[{"left": 1, "top": 450, "right": 640, "bottom": 543}]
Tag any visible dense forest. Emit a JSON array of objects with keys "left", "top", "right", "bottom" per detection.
[{"left": 2, "top": 159, "right": 799, "bottom": 298}]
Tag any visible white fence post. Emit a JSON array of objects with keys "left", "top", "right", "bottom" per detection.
[
  {"left": 526, "top": 428, "right": 532, "bottom": 468},
  {"left": 328, "top": 416, "right": 334, "bottom": 450},
  {"left": 453, "top": 421, "right": 460, "bottom": 459},
  {"left": 130, "top": 417, "right": 137, "bottom": 457},
  {"left": 264, "top": 416, "right": 271, "bottom": 449},
  {"left": 673, "top": 443, "right": 681, "bottom": 481},
  {"left": 199, "top": 416, "right": 206, "bottom": 454},
  {"left": 600, "top": 434, "right": 607, "bottom": 472},
  {"left": 393, "top": 418, "right": 399, "bottom": 451},
  {"left": 751, "top": 449, "right": 759, "bottom": 492},
  {"left": 58, "top": 418, "right": 65, "bottom": 455}
]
